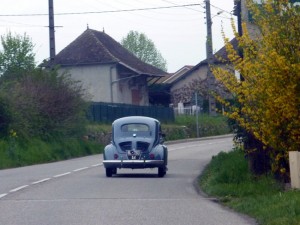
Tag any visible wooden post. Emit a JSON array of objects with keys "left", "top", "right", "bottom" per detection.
[{"left": 289, "top": 151, "right": 300, "bottom": 189}]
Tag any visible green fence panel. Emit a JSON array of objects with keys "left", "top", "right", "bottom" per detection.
[{"left": 88, "top": 102, "right": 175, "bottom": 123}]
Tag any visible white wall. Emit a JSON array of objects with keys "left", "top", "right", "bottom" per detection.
[
  {"left": 59, "top": 64, "right": 116, "bottom": 102},
  {"left": 59, "top": 64, "right": 149, "bottom": 105}
]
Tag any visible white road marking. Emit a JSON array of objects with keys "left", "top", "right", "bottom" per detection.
[
  {"left": 9, "top": 185, "right": 29, "bottom": 193},
  {"left": 73, "top": 167, "right": 89, "bottom": 172},
  {"left": 53, "top": 172, "right": 71, "bottom": 178},
  {"left": 31, "top": 178, "right": 51, "bottom": 185},
  {"left": 91, "top": 163, "right": 102, "bottom": 167},
  {"left": 0, "top": 163, "right": 103, "bottom": 200},
  {"left": 0, "top": 193, "right": 7, "bottom": 199}
]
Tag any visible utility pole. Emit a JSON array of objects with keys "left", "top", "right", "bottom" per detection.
[
  {"left": 236, "top": 0, "right": 244, "bottom": 81},
  {"left": 49, "top": 0, "right": 56, "bottom": 62},
  {"left": 205, "top": 0, "right": 216, "bottom": 116}
]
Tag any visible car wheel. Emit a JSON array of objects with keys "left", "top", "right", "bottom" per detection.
[
  {"left": 106, "top": 168, "right": 113, "bottom": 177},
  {"left": 158, "top": 167, "right": 166, "bottom": 177},
  {"left": 112, "top": 168, "right": 117, "bottom": 175}
]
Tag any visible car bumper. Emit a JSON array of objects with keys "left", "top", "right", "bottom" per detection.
[{"left": 103, "top": 159, "right": 165, "bottom": 169}]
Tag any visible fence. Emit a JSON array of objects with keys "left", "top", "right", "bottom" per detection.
[
  {"left": 88, "top": 102, "right": 175, "bottom": 123},
  {"left": 173, "top": 106, "right": 201, "bottom": 116}
]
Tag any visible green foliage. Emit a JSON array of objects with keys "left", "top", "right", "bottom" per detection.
[
  {"left": 121, "top": 30, "right": 167, "bottom": 71},
  {"left": 0, "top": 33, "right": 86, "bottom": 140},
  {"left": 0, "top": 32, "right": 102, "bottom": 169},
  {"left": 0, "top": 95, "right": 11, "bottom": 136},
  {"left": 0, "top": 32, "right": 35, "bottom": 79},
  {"left": 0, "top": 137, "right": 103, "bottom": 169},
  {"left": 212, "top": 0, "right": 300, "bottom": 177},
  {"left": 161, "top": 124, "right": 190, "bottom": 140},
  {"left": 0, "top": 68, "right": 88, "bottom": 139},
  {"left": 175, "top": 114, "right": 232, "bottom": 137},
  {"left": 201, "top": 149, "right": 251, "bottom": 195},
  {"left": 85, "top": 115, "right": 231, "bottom": 143},
  {"left": 200, "top": 148, "right": 300, "bottom": 225}
]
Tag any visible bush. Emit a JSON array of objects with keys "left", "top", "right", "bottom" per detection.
[
  {"left": 1, "top": 68, "right": 88, "bottom": 139},
  {"left": 0, "top": 95, "right": 11, "bottom": 136}
]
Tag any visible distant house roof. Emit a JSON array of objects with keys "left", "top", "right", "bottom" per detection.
[
  {"left": 158, "top": 65, "right": 194, "bottom": 85},
  {"left": 170, "top": 38, "right": 238, "bottom": 85},
  {"left": 203, "top": 38, "right": 238, "bottom": 64},
  {"left": 42, "top": 28, "right": 167, "bottom": 77}
]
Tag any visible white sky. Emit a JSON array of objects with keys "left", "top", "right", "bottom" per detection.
[{"left": 0, "top": 0, "right": 236, "bottom": 73}]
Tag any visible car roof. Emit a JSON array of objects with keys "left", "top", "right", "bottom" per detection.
[{"left": 113, "top": 116, "right": 159, "bottom": 126}]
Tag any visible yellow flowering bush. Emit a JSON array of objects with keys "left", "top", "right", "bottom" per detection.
[{"left": 212, "top": 0, "right": 300, "bottom": 178}]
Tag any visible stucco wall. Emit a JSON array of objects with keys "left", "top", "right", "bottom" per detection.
[
  {"left": 59, "top": 64, "right": 149, "bottom": 106},
  {"left": 59, "top": 64, "right": 116, "bottom": 102},
  {"left": 115, "top": 76, "right": 149, "bottom": 106},
  {"left": 171, "top": 66, "right": 207, "bottom": 92}
]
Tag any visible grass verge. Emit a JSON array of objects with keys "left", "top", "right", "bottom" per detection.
[
  {"left": 199, "top": 148, "right": 300, "bottom": 225},
  {"left": 175, "top": 114, "right": 231, "bottom": 137},
  {"left": 0, "top": 115, "right": 231, "bottom": 169},
  {"left": 0, "top": 137, "right": 103, "bottom": 169}
]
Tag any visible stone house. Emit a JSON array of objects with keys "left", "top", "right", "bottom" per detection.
[
  {"left": 42, "top": 28, "right": 167, "bottom": 106},
  {"left": 156, "top": 38, "right": 237, "bottom": 109}
]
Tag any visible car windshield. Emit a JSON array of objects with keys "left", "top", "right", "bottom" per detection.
[{"left": 121, "top": 123, "right": 150, "bottom": 132}]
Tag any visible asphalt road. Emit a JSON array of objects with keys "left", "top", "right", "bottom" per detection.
[{"left": 0, "top": 135, "right": 256, "bottom": 225}]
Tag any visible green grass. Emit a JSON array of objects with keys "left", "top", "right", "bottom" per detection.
[
  {"left": 86, "top": 115, "right": 232, "bottom": 141},
  {"left": 199, "top": 148, "right": 300, "bottom": 225},
  {"left": 175, "top": 114, "right": 231, "bottom": 137},
  {"left": 0, "top": 137, "right": 103, "bottom": 169},
  {"left": 0, "top": 115, "right": 231, "bottom": 169}
]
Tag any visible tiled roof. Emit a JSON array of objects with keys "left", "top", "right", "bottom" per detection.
[
  {"left": 156, "top": 65, "right": 194, "bottom": 84},
  {"left": 43, "top": 29, "right": 167, "bottom": 76}
]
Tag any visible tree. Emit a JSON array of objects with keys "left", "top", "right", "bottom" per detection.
[
  {"left": 212, "top": 0, "right": 300, "bottom": 179},
  {"left": 0, "top": 32, "right": 35, "bottom": 80},
  {"left": 121, "top": 31, "right": 167, "bottom": 71}
]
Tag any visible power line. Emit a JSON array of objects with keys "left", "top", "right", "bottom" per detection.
[
  {"left": 0, "top": 19, "right": 45, "bottom": 27},
  {"left": 209, "top": 3, "right": 233, "bottom": 15},
  {"left": 0, "top": 4, "right": 201, "bottom": 17},
  {"left": 160, "top": 0, "right": 204, "bottom": 12}
]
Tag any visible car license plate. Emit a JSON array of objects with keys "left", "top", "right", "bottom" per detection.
[{"left": 127, "top": 150, "right": 141, "bottom": 160}]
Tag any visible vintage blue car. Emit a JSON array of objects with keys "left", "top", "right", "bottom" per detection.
[{"left": 103, "top": 116, "right": 168, "bottom": 177}]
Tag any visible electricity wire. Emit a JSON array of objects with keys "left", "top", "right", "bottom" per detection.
[{"left": 0, "top": 4, "right": 202, "bottom": 17}]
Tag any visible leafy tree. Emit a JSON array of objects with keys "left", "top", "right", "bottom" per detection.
[
  {"left": 121, "top": 30, "right": 167, "bottom": 71},
  {"left": 0, "top": 32, "right": 35, "bottom": 80},
  {"left": 0, "top": 95, "right": 11, "bottom": 136},
  {"left": 212, "top": 0, "right": 300, "bottom": 179}
]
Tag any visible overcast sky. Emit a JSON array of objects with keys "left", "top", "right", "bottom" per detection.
[{"left": 0, "top": 0, "right": 236, "bottom": 73}]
